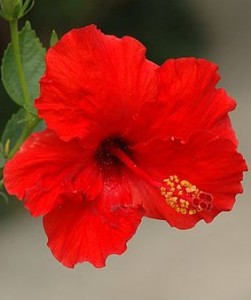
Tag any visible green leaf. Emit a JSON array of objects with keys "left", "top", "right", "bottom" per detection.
[
  {"left": 1, "top": 108, "right": 26, "bottom": 156},
  {"left": 1, "top": 21, "right": 45, "bottom": 109},
  {"left": 34, "top": 119, "right": 46, "bottom": 132},
  {"left": 0, "top": 151, "right": 5, "bottom": 168},
  {"left": 50, "top": 30, "right": 58, "bottom": 47},
  {"left": 0, "top": 192, "right": 9, "bottom": 204}
]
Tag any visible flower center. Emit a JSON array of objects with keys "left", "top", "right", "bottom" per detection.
[
  {"left": 96, "top": 137, "right": 129, "bottom": 167},
  {"left": 96, "top": 137, "right": 213, "bottom": 215},
  {"left": 160, "top": 175, "right": 213, "bottom": 215}
]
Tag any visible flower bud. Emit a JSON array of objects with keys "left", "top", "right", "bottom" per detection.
[{"left": 0, "top": 0, "right": 34, "bottom": 21}]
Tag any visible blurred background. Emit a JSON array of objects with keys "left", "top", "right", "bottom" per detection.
[{"left": 0, "top": 0, "right": 250, "bottom": 299}]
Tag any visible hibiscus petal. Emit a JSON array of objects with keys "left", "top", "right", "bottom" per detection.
[
  {"left": 157, "top": 58, "right": 237, "bottom": 143},
  {"left": 3, "top": 129, "right": 102, "bottom": 216},
  {"left": 43, "top": 177, "right": 143, "bottom": 268},
  {"left": 36, "top": 24, "right": 157, "bottom": 142},
  {"left": 132, "top": 131, "right": 247, "bottom": 229}
]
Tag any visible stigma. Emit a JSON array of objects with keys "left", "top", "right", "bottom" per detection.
[{"left": 160, "top": 175, "right": 213, "bottom": 215}]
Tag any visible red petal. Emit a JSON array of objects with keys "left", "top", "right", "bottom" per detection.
[
  {"left": 36, "top": 25, "right": 157, "bottom": 142},
  {"left": 3, "top": 129, "right": 102, "bottom": 216},
  {"left": 157, "top": 58, "right": 237, "bottom": 143},
  {"left": 132, "top": 131, "right": 247, "bottom": 229},
  {"left": 43, "top": 176, "right": 143, "bottom": 268}
]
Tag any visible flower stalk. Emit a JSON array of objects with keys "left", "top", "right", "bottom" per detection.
[
  {"left": 7, "top": 19, "right": 39, "bottom": 159},
  {"left": 9, "top": 19, "right": 30, "bottom": 107}
]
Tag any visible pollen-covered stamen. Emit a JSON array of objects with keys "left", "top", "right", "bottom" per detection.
[
  {"left": 160, "top": 175, "right": 213, "bottom": 215},
  {"left": 102, "top": 143, "right": 213, "bottom": 216}
]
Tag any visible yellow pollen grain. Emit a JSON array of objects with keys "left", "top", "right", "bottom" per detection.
[
  {"left": 160, "top": 175, "right": 209, "bottom": 216},
  {"left": 180, "top": 199, "right": 189, "bottom": 208},
  {"left": 180, "top": 180, "right": 189, "bottom": 186},
  {"left": 180, "top": 208, "right": 187, "bottom": 214}
]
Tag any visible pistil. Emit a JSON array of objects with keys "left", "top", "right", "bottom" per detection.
[
  {"left": 109, "top": 146, "right": 158, "bottom": 187},
  {"left": 106, "top": 141, "right": 213, "bottom": 216}
]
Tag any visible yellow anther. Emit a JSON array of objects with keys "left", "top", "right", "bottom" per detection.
[
  {"left": 180, "top": 208, "right": 187, "bottom": 214},
  {"left": 180, "top": 180, "right": 189, "bottom": 186},
  {"left": 160, "top": 175, "right": 213, "bottom": 216}
]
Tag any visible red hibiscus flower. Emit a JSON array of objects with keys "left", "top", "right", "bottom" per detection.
[{"left": 3, "top": 25, "right": 247, "bottom": 268}]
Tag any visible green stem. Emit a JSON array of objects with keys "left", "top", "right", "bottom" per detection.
[
  {"left": 6, "top": 19, "right": 39, "bottom": 160},
  {"left": 9, "top": 19, "right": 30, "bottom": 108}
]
